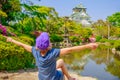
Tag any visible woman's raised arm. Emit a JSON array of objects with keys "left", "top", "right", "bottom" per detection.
[
  {"left": 60, "top": 43, "right": 98, "bottom": 56},
  {"left": 6, "top": 37, "right": 32, "bottom": 53}
]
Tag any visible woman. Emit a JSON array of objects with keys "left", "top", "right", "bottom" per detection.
[{"left": 6, "top": 32, "right": 98, "bottom": 80}]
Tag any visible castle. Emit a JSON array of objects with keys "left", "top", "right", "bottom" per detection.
[{"left": 70, "top": 3, "right": 92, "bottom": 26}]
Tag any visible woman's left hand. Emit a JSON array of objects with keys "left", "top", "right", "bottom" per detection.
[{"left": 6, "top": 37, "right": 13, "bottom": 42}]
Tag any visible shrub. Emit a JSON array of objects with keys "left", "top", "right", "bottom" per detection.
[
  {"left": 116, "top": 46, "right": 120, "bottom": 51},
  {"left": 50, "top": 34, "right": 63, "bottom": 42},
  {"left": 96, "top": 35, "right": 102, "bottom": 42},
  {"left": 69, "top": 36, "right": 81, "bottom": 45},
  {"left": 70, "top": 36, "right": 79, "bottom": 42},
  {"left": 18, "top": 35, "right": 34, "bottom": 45},
  {"left": 99, "top": 38, "right": 108, "bottom": 42},
  {"left": 0, "top": 35, "right": 35, "bottom": 70},
  {"left": 114, "top": 40, "right": 120, "bottom": 51}
]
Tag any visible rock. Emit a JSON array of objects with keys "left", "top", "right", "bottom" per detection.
[
  {"left": 65, "top": 72, "right": 97, "bottom": 80},
  {"left": 0, "top": 70, "right": 97, "bottom": 80}
]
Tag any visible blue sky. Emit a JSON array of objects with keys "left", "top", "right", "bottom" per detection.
[{"left": 32, "top": 0, "right": 120, "bottom": 21}]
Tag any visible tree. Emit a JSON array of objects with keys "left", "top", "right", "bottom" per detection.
[
  {"left": 9, "top": 4, "right": 59, "bottom": 35},
  {"left": 92, "top": 20, "right": 110, "bottom": 38},
  {"left": 107, "top": 12, "right": 120, "bottom": 27},
  {"left": 0, "top": 0, "right": 21, "bottom": 25}
]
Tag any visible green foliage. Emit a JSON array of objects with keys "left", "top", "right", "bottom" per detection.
[
  {"left": 50, "top": 34, "right": 63, "bottom": 42},
  {"left": 18, "top": 35, "right": 34, "bottom": 45},
  {"left": 105, "top": 40, "right": 120, "bottom": 50},
  {"left": 99, "top": 38, "right": 109, "bottom": 43},
  {"left": 96, "top": 35, "right": 102, "bottom": 42},
  {"left": 0, "top": 35, "right": 35, "bottom": 70},
  {"left": 11, "top": 17, "right": 37, "bottom": 34},
  {"left": 114, "top": 40, "right": 120, "bottom": 51},
  {"left": 106, "top": 56, "right": 120, "bottom": 78},
  {"left": 69, "top": 36, "right": 81, "bottom": 45},
  {"left": 99, "top": 39, "right": 120, "bottom": 50},
  {"left": 0, "top": 10, "right": 7, "bottom": 17},
  {"left": 45, "top": 17, "right": 62, "bottom": 34},
  {"left": 0, "top": 34, "right": 6, "bottom": 42},
  {"left": 116, "top": 46, "right": 120, "bottom": 51},
  {"left": 107, "top": 12, "right": 120, "bottom": 27},
  {"left": 92, "top": 20, "right": 109, "bottom": 38},
  {"left": 0, "top": 0, "right": 21, "bottom": 25},
  {"left": 70, "top": 36, "right": 79, "bottom": 42},
  {"left": 9, "top": 4, "right": 58, "bottom": 35},
  {"left": 79, "top": 28, "right": 92, "bottom": 39},
  {"left": 111, "top": 27, "right": 120, "bottom": 37},
  {"left": 9, "top": 0, "right": 21, "bottom": 11}
]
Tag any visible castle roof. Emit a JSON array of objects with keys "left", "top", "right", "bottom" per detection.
[
  {"left": 71, "top": 12, "right": 90, "bottom": 18},
  {"left": 74, "top": 3, "right": 86, "bottom": 9}
]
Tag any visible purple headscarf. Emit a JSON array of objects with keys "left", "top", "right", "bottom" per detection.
[{"left": 36, "top": 32, "right": 50, "bottom": 50}]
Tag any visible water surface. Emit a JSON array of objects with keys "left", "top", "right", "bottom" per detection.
[{"left": 62, "top": 46, "right": 120, "bottom": 80}]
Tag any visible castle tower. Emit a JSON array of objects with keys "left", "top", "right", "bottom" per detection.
[{"left": 70, "top": 3, "right": 92, "bottom": 26}]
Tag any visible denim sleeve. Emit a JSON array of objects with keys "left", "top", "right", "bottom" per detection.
[
  {"left": 32, "top": 46, "right": 37, "bottom": 58},
  {"left": 31, "top": 46, "right": 39, "bottom": 66},
  {"left": 52, "top": 48, "right": 60, "bottom": 58}
]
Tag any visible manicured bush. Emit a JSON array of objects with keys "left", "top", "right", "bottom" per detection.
[
  {"left": 18, "top": 35, "right": 34, "bottom": 45},
  {"left": 0, "top": 35, "right": 35, "bottom": 70}
]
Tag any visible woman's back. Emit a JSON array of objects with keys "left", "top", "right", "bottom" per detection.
[{"left": 32, "top": 47, "right": 63, "bottom": 80}]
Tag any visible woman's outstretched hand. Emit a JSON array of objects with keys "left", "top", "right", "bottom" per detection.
[
  {"left": 6, "top": 37, "right": 13, "bottom": 42},
  {"left": 86, "top": 43, "right": 98, "bottom": 50},
  {"left": 60, "top": 43, "right": 98, "bottom": 56},
  {"left": 5, "top": 36, "right": 32, "bottom": 52}
]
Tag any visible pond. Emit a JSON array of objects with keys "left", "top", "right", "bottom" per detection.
[{"left": 61, "top": 45, "right": 120, "bottom": 80}]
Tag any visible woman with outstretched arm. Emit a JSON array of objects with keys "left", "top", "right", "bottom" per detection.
[{"left": 6, "top": 32, "right": 98, "bottom": 80}]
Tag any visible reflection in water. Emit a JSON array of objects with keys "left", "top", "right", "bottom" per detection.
[
  {"left": 62, "top": 45, "right": 120, "bottom": 80},
  {"left": 80, "top": 59, "right": 119, "bottom": 80}
]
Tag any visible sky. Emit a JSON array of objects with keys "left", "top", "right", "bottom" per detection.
[{"left": 32, "top": 0, "right": 120, "bottom": 21}]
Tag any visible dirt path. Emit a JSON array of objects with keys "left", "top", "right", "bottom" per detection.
[{"left": 0, "top": 69, "right": 97, "bottom": 80}]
